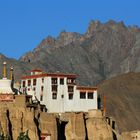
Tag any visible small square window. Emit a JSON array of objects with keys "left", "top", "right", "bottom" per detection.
[
  {"left": 68, "top": 86, "right": 74, "bottom": 92},
  {"left": 69, "top": 93, "right": 73, "bottom": 100},
  {"left": 80, "top": 92, "right": 86, "bottom": 99},
  {"left": 52, "top": 78, "right": 57, "bottom": 84},
  {"left": 52, "top": 85, "right": 57, "bottom": 92},
  {"left": 88, "top": 92, "right": 94, "bottom": 99},
  {"left": 52, "top": 93, "right": 57, "bottom": 99},
  {"left": 60, "top": 78, "right": 64, "bottom": 85}
]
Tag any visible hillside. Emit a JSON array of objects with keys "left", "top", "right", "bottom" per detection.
[{"left": 98, "top": 72, "right": 140, "bottom": 132}]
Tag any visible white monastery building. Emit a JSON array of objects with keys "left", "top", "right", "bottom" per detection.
[{"left": 21, "top": 69, "right": 97, "bottom": 113}]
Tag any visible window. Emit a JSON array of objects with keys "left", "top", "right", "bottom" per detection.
[
  {"left": 33, "top": 79, "right": 36, "bottom": 86},
  {"left": 33, "top": 87, "right": 36, "bottom": 91},
  {"left": 41, "top": 86, "right": 44, "bottom": 91},
  {"left": 42, "top": 78, "right": 44, "bottom": 83},
  {"left": 28, "top": 80, "right": 31, "bottom": 86},
  {"left": 40, "top": 95, "right": 43, "bottom": 101},
  {"left": 51, "top": 78, "right": 57, "bottom": 84},
  {"left": 52, "top": 93, "right": 57, "bottom": 99},
  {"left": 23, "top": 81, "right": 26, "bottom": 87},
  {"left": 60, "top": 78, "right": 64, "bottom": 85},
  {"left": 23, "top": 88, "right": 26, "bottom": 94},
  {"left": 52, "top": 85, "right": 57, "bottom": 92},
  {"left": 28, "top": 88, "right": 30, "bottom": 91},
  {"left": 80, "top": 92, "right": 86, "bottom": 99},
  {"left": 68, "top": 86, "right": 74, "bottom": 92},
  {"left": 88, "top": 92, "right": 94, "bottom": 99},
  {"left": 69, "top": 93, "right": 73, "bottom": 100},
  {"left": 67, "top": 78, "right": 75, "bottom": 84}
]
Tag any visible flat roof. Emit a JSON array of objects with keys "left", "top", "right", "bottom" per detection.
[
  {"left": 76, "top": 86, "right": 97, "bottom": 91},
  {"left": 21, "top": 73, "right": 77, "bottom": 79}
]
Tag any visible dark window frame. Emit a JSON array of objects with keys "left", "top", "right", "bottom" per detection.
[
  {"left": 40, "top": 94, "right": 43, "bottom": 101},
  {"left": 52, "top": 93, "right": 57, "bottom": 99},
  {"left": 60, "top": 78, "right": 64, "bottom": 85},
  {"left": 51, "top": 78, "right": 57, "bottom": 84},
  {"left": 41, "top": 86, "right": 44, "bottom": 91},
  {"left": 68, "top": 86, "right": 74, "bottom": 92},
  {"left": 80, "top": 92, "right": 86, "bottom": 99},
  {"left": 87, "top": 92, "right": 94, "bottom": 99},
  {"left": 33, "top": 79, "right": 36, "bottom": 86},
  {"left": 23, "top": 81, "right": 26, "bottom": 87},
  {"left": 69, "top": 93, "right": 73, "bottom": 100},
  {"left": 52, "top": 85, "right": 57, "bottom": 92},
  {"left": 28, "top": 80, "right": 31, "bottom": 86}
]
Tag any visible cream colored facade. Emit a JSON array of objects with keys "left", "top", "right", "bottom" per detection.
[{"left": 21, "top": 70, "right": 97, "bottom": 113}]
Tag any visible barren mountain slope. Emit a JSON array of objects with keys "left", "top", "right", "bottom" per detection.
[{"left": 98, "top": 72, "right": 140, "bottom": 132}]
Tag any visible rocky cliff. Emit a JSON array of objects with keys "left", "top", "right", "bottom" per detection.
[{"left": 0, "top": 101, "right": 119, "bottom": 140}]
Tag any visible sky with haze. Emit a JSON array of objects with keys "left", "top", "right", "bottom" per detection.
[{"left": 0, "top": 0, "right": 140, "bottom": 59}]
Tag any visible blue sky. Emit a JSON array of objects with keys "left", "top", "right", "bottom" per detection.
[{"left": 0, "top": 0, "right": 140, "bottom": 59}]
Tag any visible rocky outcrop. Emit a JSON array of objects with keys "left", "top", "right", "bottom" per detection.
[
  {"left": 86, "top": 110, "right": 113, "bottom": 140},
  {"left": 0, "top": 102, "right": 57, "bottom": 140},
  {"left": 0, "top": 101, "right": 138, "bottom": 140},
  {"left": 121, "top": 130, "right": 140, "bottom": 140},
  {"left": 65, "top": 113, "right": 86, "bottom": 140},
  {"left": 39, "top": 112, "right": 57, "bottom": 140}
]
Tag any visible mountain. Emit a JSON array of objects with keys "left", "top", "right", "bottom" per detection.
[
  {"left": 98, "top": 72, "right": 140, "bottom": 132},
  {"left": 19, "top": 20, "right": 140, "bottom": 86}
]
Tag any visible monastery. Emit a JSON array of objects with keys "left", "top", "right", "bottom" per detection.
[{"left": 21, "top": 69, "right": 98, "bottom": 113}]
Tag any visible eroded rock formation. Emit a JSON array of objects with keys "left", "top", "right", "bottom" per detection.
[
  {"left": 0, "top": 101, "right": 138, "bottom": 140},
  {"left": 86, "top": 110, "right": 113, "bottom": 140},
  {"left": 65, "top": 113, "right": 86, "bottom": 140}
]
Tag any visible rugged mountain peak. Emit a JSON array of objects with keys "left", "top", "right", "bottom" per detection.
[
  {"left": 86, "top": 20, "right": 128, "bottom": 37},
  {"left": 57, "top": 31, "right": 82, "bottom": 46},
  {"left": 86, "top": 20, "right": 101, "bottom": 35},
  {"left": 35, "top": 35, "right": 55, "bottom": 50}
]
